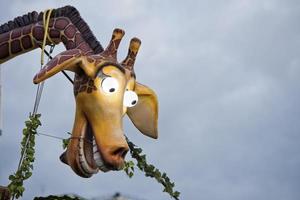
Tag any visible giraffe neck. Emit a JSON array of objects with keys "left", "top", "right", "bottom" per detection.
[{"left": 0, "top": 6, "right": 103, "bottom": 64}]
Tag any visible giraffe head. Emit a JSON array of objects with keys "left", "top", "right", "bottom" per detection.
[{"left": 33, "top": 28, "right": 158, "bottom": 177}]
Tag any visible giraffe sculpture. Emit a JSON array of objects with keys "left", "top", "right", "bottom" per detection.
[{"left": 0, "top": 6, "right": 158, "bottom": 178}]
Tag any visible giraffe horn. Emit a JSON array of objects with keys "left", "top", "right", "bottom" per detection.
[
  {"left": 102, "top": 28, "right": 125, "bottom": 60},
  {"left": 121, "top": 37, "right": 141, "bottom": 72}
]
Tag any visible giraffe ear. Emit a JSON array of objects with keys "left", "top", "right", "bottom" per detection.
[
  {"left": 33, "top": 49, "right": 97, "bottom": 84},
  {"left": 127, "top": 82, "right": 158, "bottom": 139}
]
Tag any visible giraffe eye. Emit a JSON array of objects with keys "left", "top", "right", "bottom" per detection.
[
  {"left": 101, "top": 77, "right": 119, "bottom": 93},
  {"left": 124, "top": 91, "right": 138, "bottom": 107}
]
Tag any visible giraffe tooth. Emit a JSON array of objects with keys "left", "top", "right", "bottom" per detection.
[
  {"left": 78, "top": 134, "right": 98, "bottom": 175},
  {"left": 92, "top": 135, "right": 110, "bottom": 172}
]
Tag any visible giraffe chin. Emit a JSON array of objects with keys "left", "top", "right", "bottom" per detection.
[{"left": 60, "top": 121, "right": 112, "bottom": 178}]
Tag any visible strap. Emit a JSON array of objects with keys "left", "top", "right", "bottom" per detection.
[{"left": 41, "top": 9, "right": 54, "bottom": 66}]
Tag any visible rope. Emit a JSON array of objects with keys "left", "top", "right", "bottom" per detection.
[
  {"left": 37, "top": 132, "right": 93, "bottom": 144},
  {"left": 41, "top": 9, "right": 54, "bottom": 66},
  {"left": 37, "top": 132, "right": 65, "bottom": 140},
  {"left": 39, "top": 8, "right": 74, "bottom": 84}
]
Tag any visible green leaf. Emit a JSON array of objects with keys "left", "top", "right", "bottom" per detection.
[
  {"left": 9, "top": 175, "right": 16, "bottom": 181},
  {"left": 62, "top": 138, "right": 70, "bottom": 149},
  {"left": 25, "top": 172, "right": 32, "bottom": 179},
  {"left": 173, "top": 191, "right": 180, "bottom": 198}
]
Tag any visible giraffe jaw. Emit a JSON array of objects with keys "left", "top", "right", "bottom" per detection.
[
  {"left": 61, "top": 119, "right": 114, "bottom": 178},
  {"left": 77, "top": 121, "right": 111, "bottom": 177}
]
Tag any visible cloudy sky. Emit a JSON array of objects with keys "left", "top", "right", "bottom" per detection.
[{"left": 0, "top": 0, "right": 300, "bottom": 199}]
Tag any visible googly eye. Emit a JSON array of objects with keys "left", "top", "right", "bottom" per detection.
[
  {"left": 124, "top": 91, "right": 138, "bottom": 107},
  {"left": 101, "top": 77, "right": 119, "bottom": 93}
]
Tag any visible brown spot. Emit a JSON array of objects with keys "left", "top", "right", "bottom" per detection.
[
  {"left": 21, "top": 35, "right": 33, "bottom": 49},
  {"left": 62, "top": 49, "right": 81, "bottom": 56},
  {"left": 11, "top": 29, "right": 22, "bottom": 39},
  {"left": 46, "top": 57, "right": 59, "bottom": 71},
  {"left": 54, "top": 18, "right": 69, "bottom": 30},
  {"left": 80, "top": 75, "right": 89, "bottom": 83},
  {"left": 0, "top": 32, "right": 10, "bottom": 44},
  {"left": 61, "top": 35, "right": 68, "bottom": 44},
  {"left": 64, "top": 25, "right": 76, "bottom": 38},
  {"left": 87, "top": 56, "right": 94, "bottom": 63},
  {"left": 66, "top": 40, "right": 75, "bottom": 49},
  {"left": 77, "top": 42, "right": 91, "bottom": 53},
  {"left": 74, "top": 82, "right": 80, "bottom": 91},
  {"left": 49, "top": 29, "right": 60, "bottom": 38},
  {"left": 95, "top": 59, "right": 102, "bottom": 66},
  {"left": 87, "top": 87, "right": 93, "bottom": 93},
  {"left": 33, "top": 26, "right": 44, "bottom": 41},
  {"left": 80, "top": 85, "right": 87, "bottom": 92},
  {"left": 22, "top": 25, "right": 32, "bottom": 35},
  {"left": 88, "top": 80, "right": 94, "bottom": 86},
  {"left": 0, "top": 43, "right": 9, "bottom": 59},
  {"left": 84, "top": 50, "right": 94, "bottom": 56},
  {"left": 11, "top": 40, "right": 22, "bottom": 54},
  {"left": 36, "top": 68, "right": 46, "bottom": 79},
  {"left": 33, "top": 68, "right": 46, "bottom": 80},
  {"left": 58, "top": 55, "right": 73, "bottom": 64}
]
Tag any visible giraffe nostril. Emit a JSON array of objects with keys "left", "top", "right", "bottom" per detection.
[
  {"left": 112, "top": 147, "right": 128, "bottom": 159},
  {"left": 101, "top": 145, "right": 129, "bottom": 170}
]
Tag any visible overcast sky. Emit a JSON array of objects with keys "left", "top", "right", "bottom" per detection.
[{"left": 0, "top": 0, "right": 300, "bottom": 199}]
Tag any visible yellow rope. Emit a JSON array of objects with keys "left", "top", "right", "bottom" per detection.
[{"left": 41, "top": 9, "right": 54, "bottom": 66}]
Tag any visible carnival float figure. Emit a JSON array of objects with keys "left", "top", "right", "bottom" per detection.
[{"left": 0, "top": 6, "right": 158, "bottom": 178}]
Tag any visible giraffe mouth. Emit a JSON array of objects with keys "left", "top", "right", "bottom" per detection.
[
  {"left": 61, "top": 114, "right": 127, "bottom": 178},
  {"left": 77, "top": 121, "right": 111, "bottom": 177},
  {"left": 60, "top": 120, "right": 112, "bottom": 178}
]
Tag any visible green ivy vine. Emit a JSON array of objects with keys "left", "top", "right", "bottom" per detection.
[
  {"left": 8, "top": 114, "right": 41, "bottom": 199},
  {"left": 124, "top": 137, "right": 180, "bottom": 200}
]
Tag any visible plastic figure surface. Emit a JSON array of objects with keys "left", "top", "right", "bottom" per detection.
[{"left": 0, "top": 6, "right": 158, "bottom": 178}]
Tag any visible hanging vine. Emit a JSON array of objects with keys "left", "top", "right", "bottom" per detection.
[
  {"left": 124, "top": 138, "right": 180, "bottom": 200},
  {"left": 7, "top": 114, "right": 41, "bottom": 199}
]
